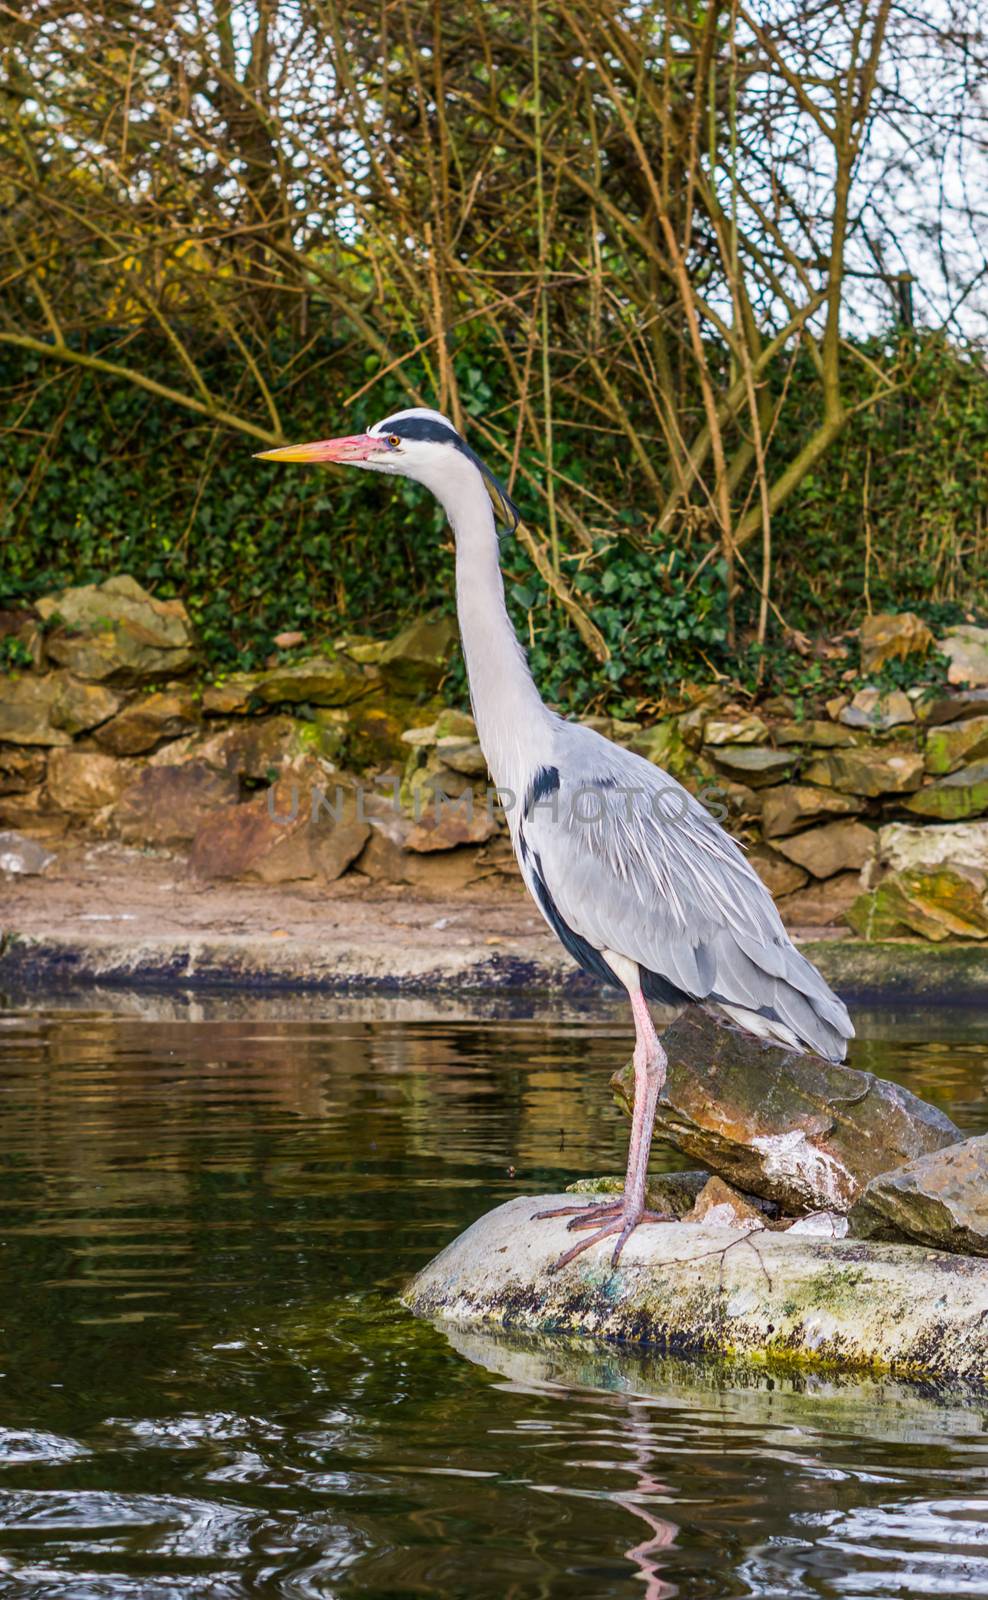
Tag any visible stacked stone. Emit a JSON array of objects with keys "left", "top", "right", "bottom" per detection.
[{"left": 2, "top": 581, "right": 987, "bottom": 933}]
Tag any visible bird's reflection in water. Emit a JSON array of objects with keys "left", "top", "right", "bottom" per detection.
[
  {"left": 448, "top": 1327, "right": 681, "bottom": 1597},
  {"left": 610, "top": 1401, "right": 678, "bottom": 1600}
]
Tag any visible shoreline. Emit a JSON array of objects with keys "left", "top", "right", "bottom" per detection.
[
  {"left": 4, "top": 923, "right": 988, "bottom": 1005},
  {"left": 3, "top": 846, "right": 987, "bottom": 1002}
]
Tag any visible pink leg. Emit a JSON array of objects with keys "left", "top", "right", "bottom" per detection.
[{"left": 534, "top": 979, "right": 670, "bottom": 1270}]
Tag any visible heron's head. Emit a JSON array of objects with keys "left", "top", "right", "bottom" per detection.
[{"left": 256, "top": 407, "right": 519, "bottom": 530}]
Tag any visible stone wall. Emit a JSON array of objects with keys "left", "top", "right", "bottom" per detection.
[{"left": 2, "top": 576, "right": 987, "bottom": 940}]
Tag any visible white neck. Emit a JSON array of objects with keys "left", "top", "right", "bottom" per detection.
[{"left": 424, "top": 454, "right": 550, "bottom": 790}]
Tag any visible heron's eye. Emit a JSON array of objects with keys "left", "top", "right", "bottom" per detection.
[{"left": 386, "top": 434, "right": 401, "bottom": 448}]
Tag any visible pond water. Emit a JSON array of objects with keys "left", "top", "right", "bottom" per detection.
[{"left": 1, "top": 989, "right": 988, "bottom": 1597}]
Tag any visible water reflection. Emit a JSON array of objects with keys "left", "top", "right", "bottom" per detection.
[
  {"left": 0, "top": 993, "right": 987, "bottom": 1596},
  {"left": 448, "top": 1324, "right": 988, "bottom": 1599}
]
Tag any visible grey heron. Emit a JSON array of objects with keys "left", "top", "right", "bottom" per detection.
[{"left": 258, "top": 408, "right": 853, "bottom": 1268}]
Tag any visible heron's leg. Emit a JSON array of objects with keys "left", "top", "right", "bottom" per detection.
[
  {"left": 536, "top": 973, "right": 671, "bottom": 1271},
  {"left": 622, "top": 986, "right": 667, "bottom": 1219}
]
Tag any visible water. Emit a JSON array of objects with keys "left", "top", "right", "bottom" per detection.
[{"left": 1, "top": 990, "right": 988, "bottom": 1598}]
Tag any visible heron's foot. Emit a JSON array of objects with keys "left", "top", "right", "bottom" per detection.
[
  {"left": 530, "top": 1198, "right": 623, "bottom": 1225},
  {"left": 535, "top": 1202, "right": 671, "bottom": 1273}
]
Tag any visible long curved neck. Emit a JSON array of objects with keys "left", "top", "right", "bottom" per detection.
[{"left": 430, "top": 459, "right": 550, "bottom": 788}]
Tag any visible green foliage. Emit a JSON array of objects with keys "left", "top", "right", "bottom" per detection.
[
  {"left": 0, "top": 636, "right": 34, "bottom": 673},
  {"left": 1, "top": 328, "right": 985, "bottom": 714}
]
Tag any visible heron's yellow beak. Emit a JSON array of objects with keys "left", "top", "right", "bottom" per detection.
[{"left": 255, "top": 433, "right": 382, "bottom": 464}]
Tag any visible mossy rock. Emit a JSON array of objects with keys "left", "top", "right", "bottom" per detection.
[
  {"left": 378, "top": 615, "right": 458, "bottom": 697},
  {"left": 848, "top": 867, "right": 988, "bottom": 943},
  {"left": 628, "top": 720, "right": 692, "bottom": 782},
  {"left": 923, "top": 715, "right": 988, "bottom": 775},
  {"left": 905, "top": 760, "right": 988, "bottom": 820}
]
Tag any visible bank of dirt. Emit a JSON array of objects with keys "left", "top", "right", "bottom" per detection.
[{"left": 3, "top": 843, "right": 987, "bottom": 1001}]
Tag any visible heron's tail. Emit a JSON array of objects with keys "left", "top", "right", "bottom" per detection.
[{"left": 702, "top": 929, "right": 853, "bottom": 1063}]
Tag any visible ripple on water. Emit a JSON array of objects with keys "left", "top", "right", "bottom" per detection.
[{"left": 1, "top": 997, "right": 988, "bottom": 1598}]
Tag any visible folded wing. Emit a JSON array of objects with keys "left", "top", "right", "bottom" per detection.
[{"left": 516, "top": 729, "right": 853, "bottom": 1062}]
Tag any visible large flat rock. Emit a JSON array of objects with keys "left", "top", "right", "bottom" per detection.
[{"left": 404, "top": 1194, "right": 988, "bottom": 1380}]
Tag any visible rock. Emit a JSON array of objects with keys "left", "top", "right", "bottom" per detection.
[
  {"left": 114, "top": 762, "right": 239, "bottom": 847},
  {"left": 925, "top": 715, "right": 988, "bottom": 775},
  {"left": 776, "top": 872, "right": 862, "bottom": 929},
  {"left": 839, "top": 688, "right": 915, "bottom": 730},
  {"left": 0, "top": 829, "right": 55, "bottom": 876},
  {"left": 436, "top": 735, "right": 487, "bottom": 778},
  {"left": 924, "top": 689, "right": 988, "bottom": 727},
  {"left": 47, "top": 749, "right": 132, "bottom": 813},
  {"left": 0, "top": 746, "right": 45, "bottom": 795},
  {"left": 852, "top": 1136, "right": 988, "bottom": 1255},
  {"left": 38, "top": 575, "right": 196, "bottom": 684},
  {"left": 190, "top": 772, "right": 369, "bottom": 883},
  {"left": 403, "top": 1192, "right": 988, "bottom": 1380},
  {"left": 94, "top": 688, "right": 199, "bottom": 755},
  {"left": 202, "top": 675, "right": 262, "bottom": 715},
  {"left": 715, "top": 780, "right": 762, "bottom": 823},
  {"left": 344, "top": 703, "right": 409, "bottom": 768},
  {"left": 702, "top": 714, "right": 768, "bottom": 747},
  {"left": 471, "top": 834, "right": 520, "bottom": 884},
  {"left": 859, "top": 611, "right": 934, "bottom": 673},
  {"left": 354, "top": 816, "right": 413, "bottom": 883},
  {"left": 773, "top": 720, "right": 857, "bottom": 748},
  {"left": 803, "top": 747, "right": 924, "bottom": 797},
  {"left": 565, "top": 1171, "right": 711, "bottom": 1218},
  {"left": 435, "top": 709, "right": 478, "bottom": 740},
  {"left": 611, "top": 1009, "right": 960, "bottom": 1214},
  {"left": 408, "top": 712, "right": 485, "bottom": 777},
  {"left": 847, "top": 867, "right": 988, "bottom": 943},
  {"left": 627, "top": 720, "right": 691, "bottom": 781},
  {"left": 401, "top": 722, "right": 439, "bottom": 750},
  {"left": 193, "top": 715, "right": 313, "bottom": 781},
  {"left": 786, "top": 1211, "right": 849, "bottom": 1238},
  {"left": 748, "top": 845, "right": 808, "bottom": 898},
  {"left": 249, "top": 655, "right": 373, "bottom": 708},
  {"left": 761, "top": 784, "right": 865, "bottom": 838},
  {"left": 406, "top": 796, "right": 498, "bottom": 852},
  {"left": 577, "top": 714, "right": 641, "bottom": 746},
  {"left": 378, "top": 614, "right": 458, "bottom": 697},
  {"left": 773, "top": 819, "right": 874, "bottom": 880},
  {"left": 355, "top": 808, "right": 498, "bottom": 889},
  {"left": 904, "top": 760, "right": 988, "bottom": 820},
  {"left": 872, "top": 819, "right": 988, "bottom": 876},
  {"left": 50, "top": 678, "right": 123, "bottom": 735},
  {"left": 273, "top": 631, "right": 305, "bottom": 650},
  {"left": 677, "top": 704, "right": 710, "bottom": 750},
  {"left": 0, "top": 675, "right": 72, "bottom": 746},
  {"left": 338, "top": 634, "right": 387, "bottom": 665},
  {"left": 304, "top": 708, "right": 350, "bottom": 764},
  {"left": 825, "top": 694, "right": 849, "bottom": 720},
  {"left": 709, "top": 746, "right": 795, "bottom": 787},
  {"left": 686, "top": 1176, "right": 767, "bottom": 1231},
  {"left": 405, "top": 748, "right": 475, "bottom": 813},
  {"left": 0, "top": 672, "right": 130, "bottom": 746},
  {"left": 0, "top": 786, "right": 65, "bottom": 834},
  {"left": 939, "top": 625, "right": 988, "bottom": 687}
]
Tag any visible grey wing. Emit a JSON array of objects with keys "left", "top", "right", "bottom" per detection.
[{"left": 519, "top": 729, "right": 852, "bottom": 1062}]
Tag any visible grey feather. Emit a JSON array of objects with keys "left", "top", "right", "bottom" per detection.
[{"left": 514, "top": 723, "right": 853, "bottom": 1062}]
